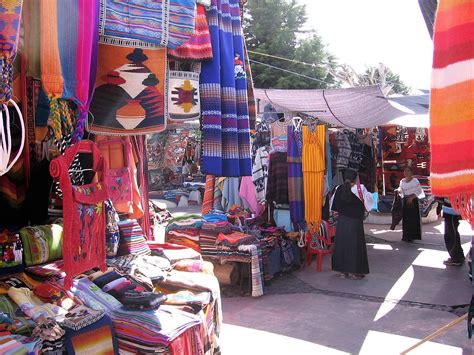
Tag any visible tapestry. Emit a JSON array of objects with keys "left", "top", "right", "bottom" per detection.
[
  {"left": 429, "top": 0, "right": 474, "bottom": 225},
  {"left": 88, "top": 43, "right": 167, "bottom": 135},
  {"left": 50, "top": 140, "right": 107, "bottom": 288},
  {"left": 200, "top": 0, "right": 252, "bottom": 177},
  {"left": 168, "top": 70, "right": 201, "bottom": 123},
  {"left": 0, "top": 0, "right": 23, "bottom": 104},
  {"left": 19, "top": 224, "right": 63, "bottom": 267},
  {"left": 168, "top": 4, "right": 213, "bottom": 61},
  {"left": 99, "top": 0, "right": 195, "bottom": 49}
]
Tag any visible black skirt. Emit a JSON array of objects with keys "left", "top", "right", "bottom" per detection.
[
  {"left": 332, "top": 214, "right": 369, "bottom": 275},
  {"left": 402, "top": 198, "right": 422, "bottom": 241}
]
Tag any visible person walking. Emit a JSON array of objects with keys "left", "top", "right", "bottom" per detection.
[
  {"left": 398, "top": 166, "right": 425, "bottom": 242},
  {"left": 331, "top": 169, "right": 374, "bottom": 280},
  {"left": 441, "top": 198, "right": 465, "bottom": 266}
]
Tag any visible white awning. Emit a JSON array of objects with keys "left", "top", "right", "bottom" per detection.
[{"left": 254, "top": 85, "right": 426, "bottom": 128}]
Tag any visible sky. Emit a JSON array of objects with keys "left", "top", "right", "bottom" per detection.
[{"left": 299, "top": 0, "right": 434, "bottom": 90}]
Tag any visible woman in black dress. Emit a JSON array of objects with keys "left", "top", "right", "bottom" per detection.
[{"left": 331, "top": 170, "right": 373, "bottom": 280}]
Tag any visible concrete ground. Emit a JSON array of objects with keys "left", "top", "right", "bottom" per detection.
[{"left": 220, "top": 220, "right": 474, "bottom": 354}]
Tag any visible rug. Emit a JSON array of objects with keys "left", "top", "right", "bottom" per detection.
[
  {"left": 88, "top": 43, "right": 167, "bottom": 135},
  {"left": 200, "top": 0, "right": 252, "bottom": 177},
  {"left": 429, "top": 0, "right": 474, "bottom": 225},
  {"left": 99, "top": 0, "right": 195, "bottom": 49},
  {"left": 167, "top": 70, "right": 200, "bottom": 123}
]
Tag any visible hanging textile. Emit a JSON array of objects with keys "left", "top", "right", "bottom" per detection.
[
  {"left": 0, "top": 0, "right": 23, "bottom": 104},
  {"left": 287, "top": 126, "right": 305, "bottom": 230},
  {"left": 88, "top": 45, "right": 167, "bottom": 135},
  {"left": 302, "top": 125, "right": 326, "bottom": 232},
  {"left": 429, "top": 0, "right": 474, "bottom": 225},
  {"left": 200, "top": 0, "right": 252, "bottom": 177},
  {"left": 325, "top": 130, "right": 333, "bottom": 190},
  {"left": 243, "top": 42, "right": 256, "bottom": 131},
  {"left": 168, "top": 4, "right": 213, "bottom": 61},
  {"left": 99, "top": 0, "right": 195, "bottom": 50},
  {"left": 50, "top": 140, "right": 107, "bottom": 288},
  {"left": 40, "top": 0, "right": 99, "bottom": 143},
  {"left": 202, "top": 175, "right": 215, "bottom": 215},
  {"left": 266, "top": 152, "right": 289, "bottom": 206},
  {"left": 167, "top": 71, "right": 201, "bottom": 123}
]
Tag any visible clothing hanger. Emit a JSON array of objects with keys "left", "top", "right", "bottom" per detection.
[
  {"left": 0, "top": 100, "right": 25, "bottom": 176},
  {"left": 292, "top": 116, "right": 302, "bottom": 132}
]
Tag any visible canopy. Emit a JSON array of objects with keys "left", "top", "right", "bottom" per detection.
[
  {"left": 255, "top": 85, "right": 428, "bottom": 129},
  {"left": 386, "top": 92, "right": 430, "bottom": 127}
]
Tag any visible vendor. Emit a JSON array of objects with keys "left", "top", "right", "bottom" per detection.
[{"left": 398, "top": 166, "right": 425, "bottom": 242}]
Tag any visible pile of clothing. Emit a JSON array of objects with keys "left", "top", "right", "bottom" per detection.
[{"left": 166, "top": 215, "right": 204, "bottom": 253}]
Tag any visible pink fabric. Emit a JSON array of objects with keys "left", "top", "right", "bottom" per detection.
[{"left": 239, "top": 176, "right": 264, "bottom": 216}]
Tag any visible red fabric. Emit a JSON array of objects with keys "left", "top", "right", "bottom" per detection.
[{"left": 50, "top": 140, "right": 107, "bottom": 288}]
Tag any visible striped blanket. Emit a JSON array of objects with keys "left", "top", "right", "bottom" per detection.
[
  {"left": 99, "top": 0, "right": 195, "bottom": 49},
  {"left": 200, "top": 0, "right": 252, "bottom": 177},
  {"left": 430, "top": 0, "right": 474, "bottom": 225}
]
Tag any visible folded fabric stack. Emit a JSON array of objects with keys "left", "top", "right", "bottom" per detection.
[
  {"left": 117, "top": 220, "right": 151, "bottom": 256},
  {"left": 165, "top": 215, "right": 203, "bottom": 252},
  {"left": 200, "top": 221, "right": 232, "bottom": 257}
]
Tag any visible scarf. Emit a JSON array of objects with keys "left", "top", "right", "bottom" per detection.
[
  {"left": 200, "top": 0, "right": 252, "bottom": 177},
  {"left": 429, "top": 0, "right": 474, "bottom": 225},
  {"left": 287, "top": 126, "right": 305, "bottom": 230}
]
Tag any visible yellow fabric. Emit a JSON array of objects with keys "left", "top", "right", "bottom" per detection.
[{"left": 302, "top": 125, "right": 325, "bottom": 232}]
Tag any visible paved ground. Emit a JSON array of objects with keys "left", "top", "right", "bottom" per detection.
[{"left": 220, "top": 220, "right": 474, "bottom": 354}]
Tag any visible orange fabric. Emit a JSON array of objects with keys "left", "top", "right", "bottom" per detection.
[{"left": 40, "top": 0, "right": 63, "bottom": 97}]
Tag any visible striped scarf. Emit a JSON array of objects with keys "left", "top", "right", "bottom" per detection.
[
  {"left": 287, "top": 126, "right": 305, "bottom": 230},
  {"left": 0, "top": 0, "right": 23, "bottom": 104},
  {"left": 429, "top": 0, "right": 474, "bottom": 225},
  {"left": 40, "top": 0, "right": 99, "bottom": 143},
  {"left": 202, "top": 175, "right": 215, "bottom": 215},
  {"left": 200, "top": 0, "right": 252, "bottom": 177}
]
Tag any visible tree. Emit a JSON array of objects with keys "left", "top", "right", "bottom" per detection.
[
  {"left": 244, "top": 0, "right": 337, "bottom": 89},
  {"left": 330, "top": 63, "right": 411, "bottom": 96}
]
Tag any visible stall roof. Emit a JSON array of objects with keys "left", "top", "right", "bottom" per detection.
[{"left": 254, "top": 85, "right": 415, "bottom": 129}]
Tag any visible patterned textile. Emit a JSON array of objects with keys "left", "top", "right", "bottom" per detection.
[
  {"left": 40, "top": 0, "right": 99, "bottom": 142},
  {"left": 0, "top": 295, "right": 34, "bottom": 335},
  {"left": 49, "top": 141, "right": 107, "bottom": 288},
  {"left": 0, "top": 229, "right": 23, "bottom": 274},
  {"left": 266, "top": 151, "right": 289, "bottom": 205},
  {"left": 200, "top": 0, "right": 252, "bottom": 177},
  {"left": 237, "top": 244, "right": 264, "bottom": 297},
  {"left": 0, "top": 0, "right": 23, "bottom": 104},
  {"left": 252, "top": 146, "right": 269, "bottom": 203},
  {"left": 429, "top": 0, "right": 474, "bottom": 225},
  {"left": 63, "top": 313, "right": 119, "bottom": 355},
  {"left": 168, "top": 4, "right": 213, "bottom": 61},
  {"left": 99, "top": 0, "right": 195, "bottom": 49},
  {"left": 25, "top": 260, "right": 66, "bottom": 280},
  {"left": 0, "top": 334, "right": 42, "bottom": 355},
  {"left": 244, "top": 42, "right": 256, "bottom": 130},
  {"left": 173, "top": 259, "right": 214, "bottom": 275},
  {"left": 202, "top": 175, "right": 215, "bottom": 215},
  {"left": 104, "top": 200, "right": 120, "bottom": 258},
  {"left": 167, "top": 70, "right": 201, "bottom": 123},
  {"left": 117, "top": 219, "right": 152, "bottom": 256},
  {"left": 88, "top": 44, "right": 167, "bottom": 135},
  {"left": 19, "top": 224, "right": 63, "bottom": 266},
  {"left": 302, "top": 125, "right": 326, "bottom": 232},
  {"left": 287, "top": 126, "right": 305, "bottom": 230}
]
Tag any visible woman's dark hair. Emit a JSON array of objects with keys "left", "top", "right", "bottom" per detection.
[
  {"left": 342, "top": 169, "right": 358, "bottom": 201},
  {"left": 404, "top": 166, "right": 413, "bottom": 173}
]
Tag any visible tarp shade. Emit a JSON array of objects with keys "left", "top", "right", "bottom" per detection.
[{"left": 255, "top": 85, "right": 413, "bottom": 129}]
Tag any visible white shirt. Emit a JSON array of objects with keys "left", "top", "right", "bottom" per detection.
[
  {"left": 351, "top": 184, "right": 375, "bottom": 211},
  {"left": 399, "top": 178, "right": 425, "bottom": 199}
]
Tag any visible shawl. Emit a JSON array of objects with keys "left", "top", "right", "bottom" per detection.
[
  {"left": 0, "top": 0, "right": 23, "bottom": 104},
  {"left": 429, "top": 0, "right": 474, "bottom": 225},
  {"left": 40, "top": 0, "right": 99, "bottom": 142},
  {"left": 302, "top": 125, "right": 326, "bottom": 232},
  {"left": 202, "top": 175, "right": 215, "bottom": 215},
  {"left": 200, "top": 0, "right": 252, "bottom": 177},
  {"left": 88, "top": 44, "right": 167, "bottom": 135},
  {"left": 99, "top": 0, "right": 195, "bottom": 50},
  {"left": 287, "top": 126, "right": 305, "bottom": 230},
  {"left": 266, "top": 152, "right": 289, "bottom": 205},
  {"left": 168, "top": 4, "right": 213, "bottom": 61},
  {"left": 238, "top": 244, "right": 264, "bottom": 297}
]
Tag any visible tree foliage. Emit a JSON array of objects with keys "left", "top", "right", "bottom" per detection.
[{"left": 244, "top": 0, "right": 337, "bottom": 89}]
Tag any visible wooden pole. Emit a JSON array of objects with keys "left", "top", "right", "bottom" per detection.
[{"left": 400, "top": 313, "right": 468, "bottom": 354}]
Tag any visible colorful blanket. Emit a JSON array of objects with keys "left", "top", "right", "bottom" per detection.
[
  {"left": 429, "top": 0, "right": 474, "bottom": 225},
  {"left": 99, "top": 0, "right": 195, "bottom": 49},
  {"left": 200, "top": 0, "right": 252, "bottom": 177},
  {"left": 88, "top": 43, "right": 167, "bottom": 135},
  {"left": 167, "top": 70, "right": 201, "bottom": 123},
  {"left": 19, "top": 224, "right": 63, "bottom": 266}
]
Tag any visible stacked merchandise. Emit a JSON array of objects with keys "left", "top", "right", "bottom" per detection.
[
  {"left": 166, "top": 215, "right": 204, "bottom": 253},
  {"left": 200, "top": 218, "right": 233, "bottom": 258}
]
